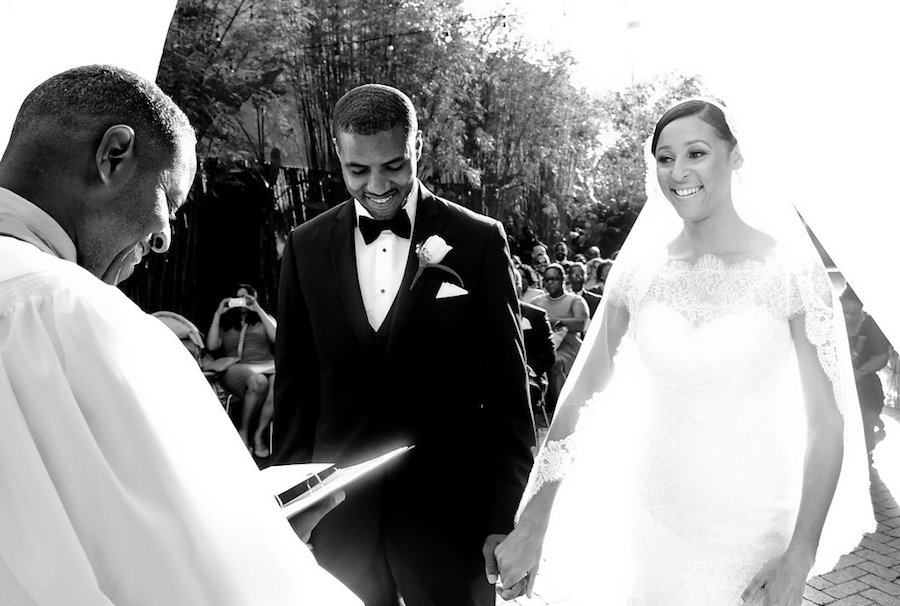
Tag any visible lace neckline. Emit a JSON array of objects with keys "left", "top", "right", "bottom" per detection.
[
  {"left": 666, "top": 253, "right": 765, "bottom": 271},
  {"left": 665, "top": 251, "right": 775, "bottom": 272}
]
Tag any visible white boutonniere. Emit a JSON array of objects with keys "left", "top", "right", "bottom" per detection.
[{"left": 410, "top": 235, "right": 464, "bottom": 290}]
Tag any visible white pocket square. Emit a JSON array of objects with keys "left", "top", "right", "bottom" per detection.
[{"left": 436, "top": 282, "right": 468, "bottom": 299}]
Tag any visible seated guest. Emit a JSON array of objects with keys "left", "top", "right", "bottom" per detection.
[
  {"left": 587, "top": 257, "right": 614, "bottom": 295},
  {"left": 531, "top": 263, "right": 589, "bottom": 411},
  {"left": 584, "top": 257, "right": 603, "bottom": 292},
  {"left": 518, "top": 226, "right": 544, "bottom": 266},
  {"left": 841, "top": 285, "right": 892, "bottom": 463},
  {"left": 517, "top": 264, "right": 544, "bottom": 304},
  {"left": 513, "top": 268, "right": 555, "bottom": 419},
  {"left": 567, "top": 261, "right": 601, "bottom": 318},
  {"left": 586, "top": 245, "right": 601, "bottom": 260},
  {"left": 206, "top": 283, "right": 277, "bottom": 458},
  {"left": 532, "top": 251, "right": 551, "bottom": 283},
  {"left": 552, "top": 240, "right": 572, "bottom": 270}
]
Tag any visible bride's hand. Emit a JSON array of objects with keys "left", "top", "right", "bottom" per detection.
[
  {"left": 493, "top": 521, "right": 544, "bottom": 600},
  {"left": 741, "top": 549, "right": 814, "bottom": 606}
]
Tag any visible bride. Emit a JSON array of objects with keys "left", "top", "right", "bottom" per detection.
[{"left": 493, "top": 99, "right": 874, "bottom": 605}]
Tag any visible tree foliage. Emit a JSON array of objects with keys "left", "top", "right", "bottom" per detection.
[
  {"left": 158, "top": 0, "right": 706, "bottom": 253},
  {"left": 567, "top": 74, "right": 706, "bottom": 254},
  {"left": 158, "top": 0, "right": 312, "bottom": 160}
]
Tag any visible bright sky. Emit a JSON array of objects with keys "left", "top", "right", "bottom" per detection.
[
  {"left": 463, "top": 0, "right": 898, "bottom": 96},
  {"left": 465, "top": 0, "right": 658, "bottom": 92},
  {"left": 465, "top": 0, "right": 900, "bottom": 342}
]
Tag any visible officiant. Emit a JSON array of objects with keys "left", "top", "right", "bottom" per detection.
[
  {"left": 272, "top": 83, "right": 535, "bottom": 606},
  {"left": 0, "top": 65, "right": 358, "bottom": 605}
]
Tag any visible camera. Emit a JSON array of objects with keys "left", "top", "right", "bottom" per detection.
[{"left": 227, "top": 297, "right": 247, "bottom": 308}]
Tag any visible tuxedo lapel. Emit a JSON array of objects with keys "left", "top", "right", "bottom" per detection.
[
  {"left": 331, "top": 202, "right": 376, "bottom": 352},
  {"left": 386, "top": 185, "right": 443, "bottom": 358}
]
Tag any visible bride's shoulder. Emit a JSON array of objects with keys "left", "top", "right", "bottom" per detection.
[
  {"left": 727, "top": 227, "right": 819, "bottom": 274},
  {"left": 763, "top": 232, "right": 824, "bottom": 274},
  {"left": 747, "top": 228, "right": 778, "bottom": 259}
]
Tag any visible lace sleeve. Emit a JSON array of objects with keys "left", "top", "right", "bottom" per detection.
[
  {"left": 787, "top": 258, "right": 844, "bottom": 409},
  {"left": 515, "top": 435, "right": 576, "bottom": 522},
  {"left": 604, "top": 271, "right": 630, "bottom": 309},
  {"left": 515, "top": 401, "right": 600, "bottom": 523},
  {"left": 514, "top": 257, "right": 633, "bottom": 523}
]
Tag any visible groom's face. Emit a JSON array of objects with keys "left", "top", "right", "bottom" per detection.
[{"left": 335, "top": 125, "right": 422, "bottom": 221}]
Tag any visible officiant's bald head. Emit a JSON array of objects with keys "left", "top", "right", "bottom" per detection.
[
  {"left": 2, "top": 64, "right": 194, "bottom": 174},
  {"left": 0, "top": 65, "right": 197, "bottom": 284}
]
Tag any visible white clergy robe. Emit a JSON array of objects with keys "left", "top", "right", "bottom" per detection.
[{"left": 0, "top": 188, "right": 359, "bottom": 605}]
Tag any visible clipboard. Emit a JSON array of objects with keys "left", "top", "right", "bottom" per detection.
[{"left": 259, "top": 445, "right": 412, "bottom": 519}]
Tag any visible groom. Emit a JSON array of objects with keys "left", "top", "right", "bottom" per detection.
[{"left": 272, "top": 84, "right": 535, "bottom": 606}]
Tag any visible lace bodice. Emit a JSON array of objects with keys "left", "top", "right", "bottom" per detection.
[
  {"left": 520, "top": 249, "right": 844, "bottom": 518},
  {"left": 618, "top": 254, "right": 797, "bottom": 325},
  {"left": 609, "top": 250, "right": 842, "bottom": 401}
]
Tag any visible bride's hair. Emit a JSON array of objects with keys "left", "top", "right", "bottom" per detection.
[{"left": 650, "top": 99, "right": 738, "bottom": 155}]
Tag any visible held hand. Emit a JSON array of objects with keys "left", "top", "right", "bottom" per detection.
[
  {"left": 217, "top": 297, "right": 231, "bottom": 314},
  {"left": 482, "top": 534, "right": 529, "bottom": 601},
  {"left": 483, "top": 533, "right": 505, "bottom": 585},
  {"left": 492, "top": 523, "right": 544, "bottom": 600},
  {"left": 741, "top": 549, "right": 814, "bottom": 606},
  {"left": 288, "top": 491, "right": 346, "bottom": 544}
]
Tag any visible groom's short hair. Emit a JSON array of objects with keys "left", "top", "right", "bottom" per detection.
[{"left": 332, "top": 84, "right": 418, "bottom": 144}]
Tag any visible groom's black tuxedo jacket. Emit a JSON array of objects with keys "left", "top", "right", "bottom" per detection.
[{"left": 272, "top": 183, "right": 534, "bottom": 586}]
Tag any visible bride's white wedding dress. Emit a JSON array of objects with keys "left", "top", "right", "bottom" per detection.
[{"left": 527, "top": 248, "right": 872, "bottom": 605}]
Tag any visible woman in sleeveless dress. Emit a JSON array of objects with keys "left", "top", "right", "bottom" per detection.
[
  {"left": 207, "top": 283, "right": 277, "bottom": 457},
  {"left": 493, "top": 100, "right": 874, "bottom": 605}
]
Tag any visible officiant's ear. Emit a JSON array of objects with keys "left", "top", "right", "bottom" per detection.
[
  {"left": 95, "top": 125, "right": 137, "bottom": 186},
  {"left": 332, "top": 136, "right": 342, "bottom": 159}
]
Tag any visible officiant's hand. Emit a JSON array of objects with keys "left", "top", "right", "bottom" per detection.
[
  {"left": 740, "top": 548, "right": 813, "bottom": 606},
  {"left": 288, "top": 491, "right": 346, "bottom": 544},
  {"left": 492, "top": 524, "right": 542, "bottom": 599}
]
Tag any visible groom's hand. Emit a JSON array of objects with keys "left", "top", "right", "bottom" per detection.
[
  {"left": 288, "top": 490, "right": 346, "bottom": 544},
  {"left": 482, "top": 533, "right": 506, "bottom": 585},
  {"left": 484, "top": 533, "right": 529, "bottom": 601},
  {"left": 496, "top": 577, "right": 528, "bottom": 601}
]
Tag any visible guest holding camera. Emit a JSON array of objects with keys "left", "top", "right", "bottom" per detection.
[{"left": 206, "top": 283, "right": 277, "bottom": 457}]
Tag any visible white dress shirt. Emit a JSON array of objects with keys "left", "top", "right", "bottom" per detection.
[
  {"left": 0, "top": 188, "right": 359, "bottom": 605},
  {"left": 354, "top": 181, "right": 418, "bottom": 331}
]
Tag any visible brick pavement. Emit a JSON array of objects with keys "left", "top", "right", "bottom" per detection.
[{"left": 500, "top": 407, "right": 900, "bottom": 605}]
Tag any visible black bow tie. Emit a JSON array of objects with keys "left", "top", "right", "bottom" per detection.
[{"left": 358, "top": 211, "right": 411, "bottom": 245}]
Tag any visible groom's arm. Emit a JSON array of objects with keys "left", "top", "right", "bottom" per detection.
[
  {"left": 477, "top": 221, "right": 536, "bottom": 533},
  {"left": 272, "top": 231, "right": 321, "bottom": 464}
]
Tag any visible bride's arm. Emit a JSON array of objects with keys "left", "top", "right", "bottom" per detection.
[
  {"left": 742, "top": 313, "right": 843, "bottom": 604},
  {"left": 493, "top": 301, "right": 630, "bottom": 598},
  {"left": 786, "top": 314, "right": 844, "bottom": 565}
]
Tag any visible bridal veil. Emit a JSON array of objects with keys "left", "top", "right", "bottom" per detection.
[{"left": 518, "top": 99, "right": 875, "bottom": 601}]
